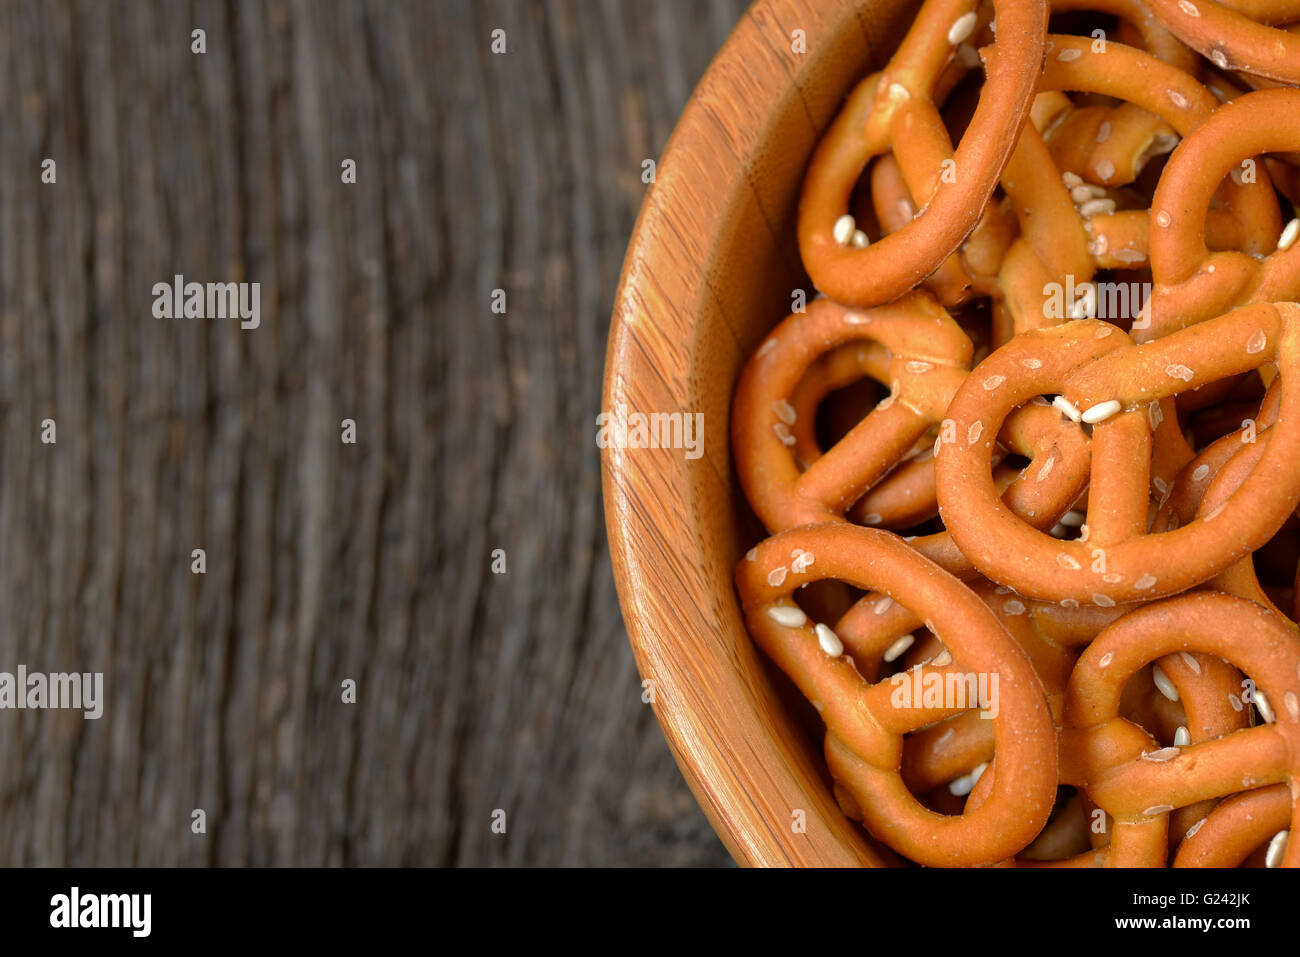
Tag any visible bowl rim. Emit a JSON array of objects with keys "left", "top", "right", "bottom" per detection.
[{"left": 601, "top": 0, "right": 903, "bottom": 866}]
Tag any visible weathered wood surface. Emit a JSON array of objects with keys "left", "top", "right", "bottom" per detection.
[{"left": 0, "top": 0, "right": 745, "bottom": 866}]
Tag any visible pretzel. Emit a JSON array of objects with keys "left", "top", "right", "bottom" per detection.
[
  {"left": 724, "top": 0, "right": 1300, "bottom": 867},
  {"left": 733, "top": 293, "right": 971, "bottom": 531},
  {"left": 1145, "top": 0, "right": 1300, "bottom": 84},
  {"left": 1062, "top": 592, "right": 1300, "bottom": 866},
  {"left": 735, "top": 524, "right": 1057, "bottom": 866},
  {"left": 935, "top": 304, "right": 1300, "bottom": 604},
  {"left": 1145, "top": 87, "right": 1300, "bottom": 338},
  {"left": 798, "top": 0, "right": 1048, "bottom": 308}
]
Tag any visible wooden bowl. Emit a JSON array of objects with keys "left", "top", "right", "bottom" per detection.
[{"left": 602, "top": 0, "right": 922, "bottom": 866}]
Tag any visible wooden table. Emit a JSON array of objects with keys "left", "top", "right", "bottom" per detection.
[{"left": 0, "top": 0, "right": 744, "bottom": 866}]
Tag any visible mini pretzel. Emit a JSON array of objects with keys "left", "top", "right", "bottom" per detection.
[
  {"left": 735, "top": 524, "right": 1058, "bottom": 866},
  {"left": 1146, "top": 0, "right": 1300, "bottom": 84},
  {"left": 935, "top": 304, "right": 1300, "bottom": 604},
  {"left": 1063, "top": 592, "right": 1300, "bottom": 867},
  {"left": 798, "top": 0, "right": 1048, "bottom": 308},
  {"left": 1146, "top": 88, "right": 1300, "bottom": 338},
  {"left": 732, "top": 293, "right": 971, "bottom": 531}
]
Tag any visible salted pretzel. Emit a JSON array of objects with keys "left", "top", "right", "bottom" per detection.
[
  {"left": 1145, "top": 87, "right": 1300, "bottom": 338},
  {"left": 736, "top": 524, "right": 1058, "bottom": 866},
  {"left": 935, "top": 304, "right": 1300, "bottom": 604},
  {"left": 723, "top": 0, "right": 1300, "bottom": 868},
  {"left": 1145, "top": 0, "right": 1300, "bottom": 84},
  {"left": 799, "top": 0, "right": 1048, "bottom": 308},
  {"left": 1061, "top": 593, "right": 1300, "bottom": 867},
  {"left": 994, "top": 35, "right": 1280, "bottom": 337}
]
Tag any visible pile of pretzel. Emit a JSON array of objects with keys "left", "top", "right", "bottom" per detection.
[{"left": 731, "top": 0, "right": 1300, "bottom": 866}]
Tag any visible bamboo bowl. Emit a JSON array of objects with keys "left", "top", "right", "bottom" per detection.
[{"left": 602, "top": 0, "right": 924, "bottom": 865}]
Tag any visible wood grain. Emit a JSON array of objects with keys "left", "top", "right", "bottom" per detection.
[
  {"left": 0, "top": 0, "right": 746, "bottom": 866},
  {"left": 603, "top": 0, "right": 918, "bottom": 866}
]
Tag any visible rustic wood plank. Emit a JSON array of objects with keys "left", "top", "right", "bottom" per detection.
[{"left": 0, "top": 0, "right": 746, "bottom": 866}]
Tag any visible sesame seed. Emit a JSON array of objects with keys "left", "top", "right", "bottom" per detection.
[
  {"left": 1061, "top": 510, "right": 1086, "bottom": 527},
  {"left": 1174, "top": 726, "right": 1190, "bottom": 747},
  {"left": 883, "top": 634, "right": 915, "bottom": 663},
  {"left": 1022, "top": 358, "right": 1042, "bottom": 369},
  {"left": 983, "top": 374, "right": 1006, "bottom": 390},
  {"left": 863, "top": 512, "right": 883, "bottom": 526},
  {"left": 1143, "top": 747, "right": 1180, "bottom": 762},
  {"left": 1004, "top": 599, "right": 1026, "bottom": 615},
  {"left": 1180, "top": 652, "right": 1201, "bottom": 674},
  {"left": 888, "top": 83, "right": 910, "bottom": 102},
  {"left": 906, "top": 360, "right": 933, "bottom": 374},
  {"left": 1166, "top": 363, "right": 1195, "bottom": 382},
  {"left": 1143, "top": 804, "right": 1175, "bottom": 816},
  {"left": 1168, "top": 89, "right": 1189, "bottom": 110},
  {"left": 969, "top": 761, "right": 989, "bottom": 786},
  {"left": 1093, "top": 593, "right": 1115, "bottom": 607},
  {"left": 816, "top": 622, "right": 844, "bottom": 657},
  {"left": 1079, "top": 198, "right": 1117, "bottom": 218},
  {"left": 1279, "top": 218, "right": 1300, "bottom": 252},
  {"left": 1057, "top": 48, "right": 1082, "bottom": 62},
  {"left": 746, "top": 547, "right": 758, "bottom": 562},
  {"left": 1095, "top": 160, "right": 1116, "bottom": 181},
  {"left": 1192, "top": 464, "right": 1210, "bottom": 481},
  {"left": 956, "top": 43, "right": 981, "bottom": 68},
  {"left": 1153, "top": 664, "right": 1179, "bottom": 701},
  {"left": 948, "top": 771, "right": 976, "bottom": 796},
  {"left": 852, "top": 229, "right": 871, "bottom": 249},
  {"left": 967, "top": 421, "right": 983, "bottom": 445},
  {"left": 767, "top": 605, "right": 807, "bottom": 627},
  {"left": 1247, "top": 329, "right": 1267, "bottom": 354},
  {"left": 1037, "top": 455, "right": 1057, "bottom": 482},
  {"left": 1210, "top": 49, "right": 1228, "bottom": 69},
  {"left": 1082, "top": 399, "right": 1122, "bottom": 424},
  {"left": 931, "top": 649, "right": 953, "bottom": 667},
  {"left": 773, "top": 422, "right": 796, "bottom": 446},
  {"left": 1135, "top": 573, "right": 1158, "bottom": 590},
  {"left": 1178, "top": 0, "right": 1199, "bottom": 15},
  {"left": 948, "top": 11, "right": 977, "bottom": 44},
  {"left": 1099, "top": 651, "right": 1114, "bottom": 667},
  {"left": 833, "top": 214, "right": 856, "bottom": 246},
  {"left": 767, "top": 566, "right": 789, "bottom": 587},
  {"left": 1155, "top": 210, "right": 1172, "bottom": 228},
  {"left": 1062, "top": 598, "right": 1080, "bottom": 609},
  {"left": 1185, "top": 817, "right": 1207, "bottom": 838},
  {"left": 1053, "top": 396, "right": 1082, "bottom": 422},
  {"left": 1096, "top": 121, "right": 1111, "bottom": 143},
  {"left": 1286, "top": 691, "right": 1299, "bottom": 721},
  {"left": 1266, "top": 830, "right": 1289, "bottom": 868},
  {"left": 875, "top": 596, "right": 894, "bottom": 615},
  {"left": 1062, "top": 171, "right": 1083, "bottom": 189},
  {"left": 1058, "top": 553, "right": 1082, "bottom": 570},
  {"left": 773, "top": 399, "right": 796, "bottom": 425},
  {"left": 844, "top": 312, "right": 868, "bottom": 325},
  {"left": 1071, "top": 184, "right": 1105, "bottom": 204},
  {"left": 1257, "top": 690, "right": 1275, "bottom": 724}
]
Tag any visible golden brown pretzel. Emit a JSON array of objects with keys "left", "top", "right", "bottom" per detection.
[
  {"left": 1145, "top": 0, "right": 1300, "bottom": 83},
  {"left": 1145, "top": 88, "right": 1300, "bottom": 338},
  {"left": 736, "top": 523, "right": 1058, "bottom": 866},
  {"left": 798, "top": 0, "right": 1048, "bottom": 308},
  {"left": 935, "top": 304, "right": 1300, "bottom": 604},
  {"left": 1063, "top": 592, "right": 1300, "bottom": 867}
]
